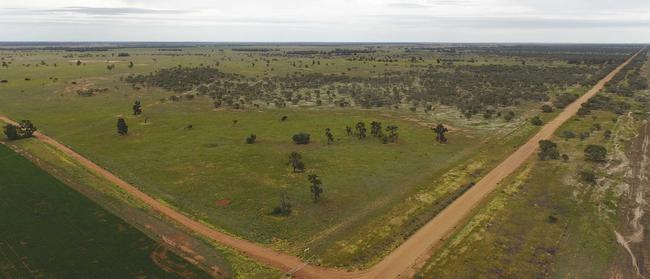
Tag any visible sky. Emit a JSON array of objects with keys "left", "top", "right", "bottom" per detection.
[{"left": 0, "top": 0, "right": 649, "bottom": 43}]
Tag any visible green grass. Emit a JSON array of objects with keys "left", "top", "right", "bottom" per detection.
[
  {"left": 0, "top": 144, "right": 211, "bottom": 278},
  {"left": 0, "top": 47, "right": 585, "bottom": 268}
]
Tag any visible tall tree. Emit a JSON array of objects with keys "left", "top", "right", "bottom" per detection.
[
  {"left": 325, "top": 128, "right": 334, "bottom": 144},
  {"left": 288, "top": 152, "right": 304, "bottom": 172},
  {"left": 355, "top": 122, "right": 367, "bottom": 139},
  {"left": 132, "top": 100, "right": 142, "bottom": 115},
  {"left": 432, "top": 124, "right": 449, "bottom": 143},
  {"left": 3, "top": 124, "right": 19, "bottom": 140},
  {"left": 117, "top": 118, "right": 128, "bottom": 135},
  {"left": 308, "top": 174, "right": 323, "bottom": 203},
  {"left": 386, "top": 125, "right": 398, "bottom": 143},
  {"left": 370, "top": 121, "right": 383, "bottom": 137}
]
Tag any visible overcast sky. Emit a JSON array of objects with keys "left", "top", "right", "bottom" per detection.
[{"left": 1, "top": 0, "right": 649, "bottom": 43}]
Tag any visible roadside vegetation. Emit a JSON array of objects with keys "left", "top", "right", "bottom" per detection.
[{"left": 417, "top": 51, "right": 649, "bottom": 278}]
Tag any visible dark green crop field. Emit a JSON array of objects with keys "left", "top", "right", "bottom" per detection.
[{"left": 0, "top": 144, "right": 211, "bottom": 278}]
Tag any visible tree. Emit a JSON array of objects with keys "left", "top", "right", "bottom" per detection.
[
  {"left": 271, "top": 193, "right": 292, "bottom": 216},
  {"left": 560, "top": 130, "right": 576, "bottom": 140},
  {"left": 128, "top": 61, "right": 134, "bottom": 69},
  {"left": 3, "top": 124, "right": 19, "bottom": 140},
  {"left": 117, "top": 118, "right": 128, "bottom": 135},
  {"left": 370, "top": 121, "right": 383, "bottom": 137},
  {"left": 530, "top": 116, "right": 543, "bottom": 126},
  {"left": 132, "top": 100, "right": 142, "bottom": 115},
  {"left": 386, "top": 125, "right": 398, "bottom": 143},
  {"left": 308, "top": 174, "right": 323, "bottom": 203},
  {"left": 504, "top": 111, "right": 515, "bottom": 122},
  {"left": 288, "top": 152, "right": 304, "bottom": 172},
  {"left": 18, "top": 120, "right": 36, "bottom": 138},
  {"left": 538, "top": 140, "right": 560, "bottom": 160},
  {"left": 292, "top": 133, "right": 310, "bottom": 144},
  {"left": 345, "top": 126, "right": 352, "bottom": 136},
  {"left": 541, "top": 104, "right": 554, "bottom": 113},
  {"left": 432, "top": 124, "right": 448, "bottom": 143},
  {"left": 325, "top": 128, "right": 334, "bottom": 144},
  {"left": 246, "top": 134, "right": 257, "bottom": 144},
  {"left": 578, "top": 169, "right": 597, "bottom": 184},
  {"left": 76, "top": 60, "right": 82, "bottom": 66},
  {"left": 584, "top": 144, "right": 607, "bottom": 162},
  {"left": 355, "top": 122, "right": 367, "bottom": 139}
]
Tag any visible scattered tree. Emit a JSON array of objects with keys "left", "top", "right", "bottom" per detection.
[
  {"left": 3, "top": 124, "right": 19, "bottom": 140},
  {"left": 292, "top": 133, "right": 310, "bottom": 144},
  {"left": 325, "top": 128, "right": 334, "bottom": 144},
  {"left": 271, "top": 193, "right": 292, "bottom": 216},
  {"left": 584, "top": 144, "right": 607, "bottom": 162},
  {"left": 355, "top": 122, "right": 367, "bottom": 139},
  {"left": 288, "top": 152, "right": 305, "bottom": 172},
  {"left": 308, "top": 174, "right": 323, "bottom": 203},
  {"left": 538, "top": 140, "right": 560, "bottom": 160},
  {"left": 530, "top": 116, "right": 543, "bottom": 126},
  {"left": 246, "top": 134, "right": 257, "bottom": 144},
  {"left": 117, "top": 118, "right": 128, "bottom": 135},
  {"left": 432, "top": 124, "right": 448, "bottom": 143},
  {"left": 541, "top": 104, "right": 554, "bottom": 113},
  {"left": 132, "top": 100, "right": 142, "bottom": 115}
]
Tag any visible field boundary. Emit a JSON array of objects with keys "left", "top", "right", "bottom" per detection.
[{"left": 0, "top": 48, "right": 643, "bottom": 279}]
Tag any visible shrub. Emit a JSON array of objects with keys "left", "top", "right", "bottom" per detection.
[
  {"left": 246, "top": 134, "right": 257, "bottom": 144},
  {"left": 292, "top": 133, "right": 310, "bottom": 144},
  {"left": 584, "top": 145, "right": 607, "bottom": 162},
  {"left": 578, "top": 169, "right": 597, "bottom": 184},
  {"left": 530, "top": 116, "right": 543, "bottom": 126},
  {"left": 538, "top": 140, "right": 560, "bottom": 160}
]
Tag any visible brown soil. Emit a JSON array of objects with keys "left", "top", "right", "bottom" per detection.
[
  {"left": 215, "top": 199, "right": 231, "bottom": 207},
  {"left": 0, "top": 48, "right": 641, "bottom": 279}
]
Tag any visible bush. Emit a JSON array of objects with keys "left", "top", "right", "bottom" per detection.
[
  {"left": 538, "top": 140, "right": 560, "bottom": 160},
  {"left": 292, "top": 133, "right": 310, "bottom": 144},
  {"left": 584, "top": 144, "right": 607, "bottom": 162},
  {"left": 3, "top": 120, "right": 37, "bottom": 140},
  {"left": 578, "top": 169, "right": 597, "bottom": 184},
  {"left": 246, "top": 134, "right": 257, "bottom": 144},
  {"left": 530, "top": 116, "right": 543, "bottom": 126},
  {"left": 561, "top": 130, "right": 576, "bottom": 140}
]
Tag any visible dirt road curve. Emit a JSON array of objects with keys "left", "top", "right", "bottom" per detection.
[{"left": 0, "top": 48, "right": 643, "bottom": 279}]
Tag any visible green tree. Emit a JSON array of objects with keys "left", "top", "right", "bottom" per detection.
[
  {"left": 3, "top": 124, "right": 19, "bottom": 140},
  {"left": 18, "top": 120, "right": 36, "bottom": 138},
  {"left": 308, "top": 174, "right": 323, "bottom": 203},
  {"left": 355, "top": 122, "right": 367, "bottom": 139},
  {"left": 370, "top": 121, "right": 383, "bottom": 137},
  {"left": 432, "top": 123, "right": 448, "bottom": 143},
  {"left": 325, "top": 128, "right": 334, "bottom": 144},
  {"left": 530, "top": 116, "right": 543, "bottom": 126},
  {"left": 292, "top": 133, "right": 310, "bottom": 144},
  {"left": 132, "top": 100, "right": 142, "bottom": 115},
  {"left": 541, "top": 104, "right": 554, "bottom": 113},
  {"left": 117, "top": 118, "right": 128, "bottom": 135},
  {"left": 538, "top": 140, "right": 560, "bottom": 160},
  {"left": 245, "top": 134, "right": 257, "bottom": 144},
  {"left": 288, "top": 152, "right": 304, "bottom": 173},
  {"left": 584, "top": 145, "right": 607, "bottom": 162},
  {"left": 386, "top": 125, "right": 398, "bottom": 143}
]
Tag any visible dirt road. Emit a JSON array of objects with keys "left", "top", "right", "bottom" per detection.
[{"left": 0, "top": 49, "right": 642, "bottom": 279}]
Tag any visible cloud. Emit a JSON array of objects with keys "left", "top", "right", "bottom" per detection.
[
  {"left": 373, "top": 14, "right": 650, "bottom": 29},
  {"left": 38, "top": 6, "right": 188, "bottom": 16}
]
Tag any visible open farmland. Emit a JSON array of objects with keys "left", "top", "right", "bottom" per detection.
[
  {"left": 0, "top": 143, "right": 212, "bottom": 278},
  {"left": 0, "top": 43, "right": 646, "bottom": 276}
]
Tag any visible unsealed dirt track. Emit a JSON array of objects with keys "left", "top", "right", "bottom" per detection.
[{"left": 0, "top": 48, "right": 643, "bottom": 279}]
